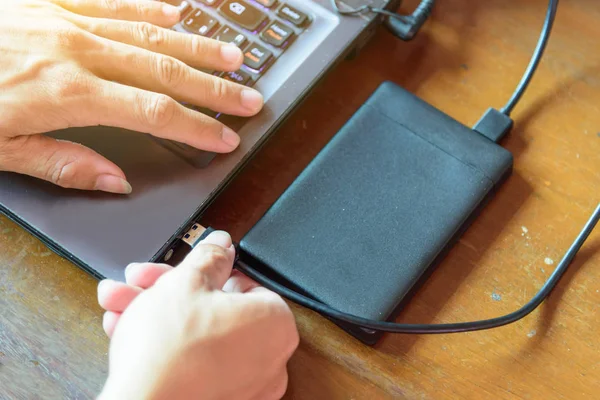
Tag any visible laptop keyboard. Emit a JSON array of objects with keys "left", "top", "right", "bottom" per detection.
[
  {"left": 156, "top": 0, "right": 327, "bottom": 167},
  {"left": 163, "top": 0, "right": 311, "bottom": 108}
]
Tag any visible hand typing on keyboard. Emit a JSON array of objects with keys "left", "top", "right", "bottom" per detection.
[
  {"left": 0, "top": 0, "right": 264, "bottom": 194},
  {"left": 154, "top": 0, "right": 312, "bottom": 167}
]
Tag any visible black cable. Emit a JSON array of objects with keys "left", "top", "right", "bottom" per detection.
[
  {"left": 333, "top": 0, "right": 556, "bottom": 116},
  {"left": 235, "top": 203, "right": 600, "bottom": 334},
  {"left": 330, "top": 0, "right": 435, "bottom": 41},
  {"left": 500, "top": 0, "right": 559, "bottom": 115},
  {"left": 473, "top": 0, "right": 558, "bottom": 142}
]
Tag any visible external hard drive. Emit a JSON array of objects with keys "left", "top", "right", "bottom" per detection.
[{"left": 238, "top": 81, "right": 514, "bottom": 344}]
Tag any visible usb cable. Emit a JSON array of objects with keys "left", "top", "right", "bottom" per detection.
[
  {"left": 332, "top": 0, "right": 559, "bottom": 144},
  {"left": 473, "top": 0, "right": 559, "bottom": 143}
]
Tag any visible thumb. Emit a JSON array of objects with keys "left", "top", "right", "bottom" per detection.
[
  {"left": 166, "top": 231, "right": 236, "bottom": 292},
  {"left": 0, "top": 135, "right": 131, "bottom": 194}
]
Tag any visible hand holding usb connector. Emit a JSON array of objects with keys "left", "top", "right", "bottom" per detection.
[{"left": 96, "top": 230, "right": 298, "bottom": 400}]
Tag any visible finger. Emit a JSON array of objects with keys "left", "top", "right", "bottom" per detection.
[
  {"left": 175, "top": 231, "right": 236, "bottom": 291},
  {"left": 0, "top": 135, "right": 131, "bottom": 194},
  {"left": 79, "top": 18, "right": 243, "bottom": 72},
  {"left": 243, "top": 288, "right": 297, "bottom": 332},
  {"left": 52, "top": 0, "right": 181, "bottom": 27},
  {"left": 90, "top": 81, "right": 241, "bottom": 153},
  {"left": 124, "top": 262, "right": 173, "bottom": 289},
  {"left": 97, "top": 280, "right": 143, "bottom": 312},
  {"left": 102, "top": 311, "right": 122, "bottom": 338},
  {"left": 250, "top": 369, "right": 289, "bottom": 400},
  {"left": 87, "top": 42, "right": 262, "bottom": 117},
  {"left": 223, "top": 271, "right": 262, "bottom": 293}
]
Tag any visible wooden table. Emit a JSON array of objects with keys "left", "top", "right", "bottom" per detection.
[{"left": 2, "top": 0, "right": 600, "bottom": 398}]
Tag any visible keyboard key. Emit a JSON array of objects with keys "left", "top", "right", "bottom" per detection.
[
  {"left": 222, "top": 70, "right": 252, "bottom": 85},
  {"left": 276, "top": 4, "right": 309, "bottom": 27},
  {"left": 243, "top": 43, "right": 273, "bottom": 70},
  {"left": 198, "top": 0, "right": 223, "bottom": 6},
  {"left": 261, "top": 20, "right": 294, "bottom": 48},
  {"left": 254, "top": 0, "right": 277, "bottom": 8},
  {"left": 161, "top": 0, "right": 192, "bottom": 20},
  {"left": 219, "top": 0, "right": 268, "bottom": 31},
  {"left": 212, "top": 25, "right": 247, "bottom": 48},
  {"left": 183, "top": 9, "right": 220, "bottom": 36}
]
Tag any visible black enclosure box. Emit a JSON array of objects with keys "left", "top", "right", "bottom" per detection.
[{"left": 240, "top": 82, "right": 513, "bottom": 344}]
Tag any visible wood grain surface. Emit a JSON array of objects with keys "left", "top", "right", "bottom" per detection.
[{"left": 2, "top": 0, "right": 600, "bottom": 398}]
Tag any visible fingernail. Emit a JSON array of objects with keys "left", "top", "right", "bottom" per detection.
[
  {"left": 98, "top": 279, "right": 113, "bottom": 292},
  {"left": 201, "top": 231, "right": 233, "bottom": 249},
  {"left": 240, "top": 89, "right": 264, "bottom": 113},
  {"left": 162, "top": 4, "right": 180, "bottom": 20},
  {"left": 94, "top": 175, "right": 132, "bottom": 195},
  {"left": 124, "top": 263, "right": 139, "bottom": 277},
  {"left": 220, "top": 43, "right": 242, "bottom": 64},
  {"left": 221, "top": 127, "right": 241, "bottom": 149}
]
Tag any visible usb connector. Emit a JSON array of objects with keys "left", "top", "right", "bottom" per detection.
[
  {"left": 181, "top": 223, "right": 212, "bottom": 247},
  {"left": 473, "top": 108, "right": 514, "bottom": 143}
]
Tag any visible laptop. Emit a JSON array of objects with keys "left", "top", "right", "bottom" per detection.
[{"left": 0, "top": 0, "right": 399, "bottom": 281}]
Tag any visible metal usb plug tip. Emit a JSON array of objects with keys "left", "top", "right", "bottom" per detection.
[{"left": 182, "top": 223, "right": 207, "bottom": 247}]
